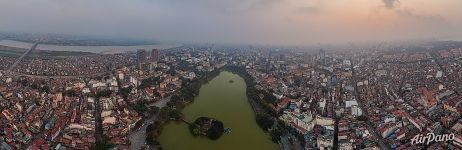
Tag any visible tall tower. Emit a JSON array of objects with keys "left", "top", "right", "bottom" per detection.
[
  {"left": 319, "top": 49, "right": 325, "bottom": 60},
  {"left": 151, "top": 49, "right": 159, "bottom": 62},
  {"left": 150, "top": 49, "right": 159, "bottom": 72},
  {"left": 137, "top": 49, "right": 146, "bottom": 70},
  {"left": 319, "top": 49, "right": 326, "bottom": 65}
]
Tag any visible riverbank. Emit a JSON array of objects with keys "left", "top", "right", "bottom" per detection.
[
  {"left": 0, "top": 45, "right": 96, "bottom": 57},
  {"left": 0, "top": 40, "right": 180, "bottom": 54}
]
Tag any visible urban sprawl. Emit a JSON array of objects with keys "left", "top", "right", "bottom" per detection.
[{"left": 1, "top": 42, "right": 462, "bottom": 150}]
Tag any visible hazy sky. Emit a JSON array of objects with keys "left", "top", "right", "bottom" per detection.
[{"left": 0, "top": 0, "right": 461, "bottom": 45}]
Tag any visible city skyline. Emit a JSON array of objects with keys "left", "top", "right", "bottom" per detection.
[
  {"left": 0, "top": 0, "right": 461, "bottom": 45},
  {"left": 2, "top": 1, "right": 462, "bottom": 150}
]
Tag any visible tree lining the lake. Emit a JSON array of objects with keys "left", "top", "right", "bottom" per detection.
[
  {"left": 225, "top": 65, "right": 289, "bottom": 143},
  {"left": 189, "top": 117, "right": 225, "bottom": 140},
  {"left": 145, "top": 66, "right": 224, "bottom": 148},
  {"left": 148, "top": 65, "right": 287, "bottom": 148}
]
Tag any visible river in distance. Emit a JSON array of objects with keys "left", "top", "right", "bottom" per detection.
[
  {"left": 0, "top": 40, "right": 180, "bottom": 54},
  {"left": 158, "top": 71, "right": 278, "bottom": 150}
]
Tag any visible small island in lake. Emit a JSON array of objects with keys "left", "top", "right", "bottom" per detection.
[{"left": 189, "top": 117, "right": 224, "bottom": 140}]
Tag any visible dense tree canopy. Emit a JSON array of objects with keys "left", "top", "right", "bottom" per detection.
[{"left": 256, "top": 113, "right": 274, "bottom": 131}]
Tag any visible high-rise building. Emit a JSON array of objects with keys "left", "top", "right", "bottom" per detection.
[
  {"left": 319, "top": 49, "right": 325, "bottom": 60},
  {"left": 137, "top": 49, "right": 146, "bottom": 70},
  {"left": 137, "top": 49, "right": 147, "bottom": 63},
  {"left": 319, "top": 49, "right": 326, "bottom": 65},
  {"left": 151, "top": 49, "right": 158, "bottom": 62}
]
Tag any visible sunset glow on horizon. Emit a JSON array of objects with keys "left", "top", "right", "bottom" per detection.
[{"left": 0, "top": 0, "right": 461, "bottom": 45}]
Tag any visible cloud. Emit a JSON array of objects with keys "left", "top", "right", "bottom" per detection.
[
  {"left": 395, "top": 8, "right": 445, "bottom": 22},
  {"left": 0, "top": 0, "right": 461, "bottom": 45},
  {"left": 296, "top": 6, "right": 320, "bottom": 13},
  {"left": 382, "top": 0, "right": 399, "bottom": 9}
]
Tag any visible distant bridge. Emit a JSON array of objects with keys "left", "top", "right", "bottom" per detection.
[{"left": 7, "top": 42, "right": 39, "bottom": 72}]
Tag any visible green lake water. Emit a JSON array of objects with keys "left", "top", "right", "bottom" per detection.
[{"left": 158, "top": 71, "right": 279, "bottom": 150}]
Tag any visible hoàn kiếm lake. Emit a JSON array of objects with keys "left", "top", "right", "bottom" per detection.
[{"left": 158, "top": 71, "right": 278, "bottom": 150}]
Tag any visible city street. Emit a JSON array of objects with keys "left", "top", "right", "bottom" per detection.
[{"left": 128, "top": 96, "right": 171, "bottom": 150}]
